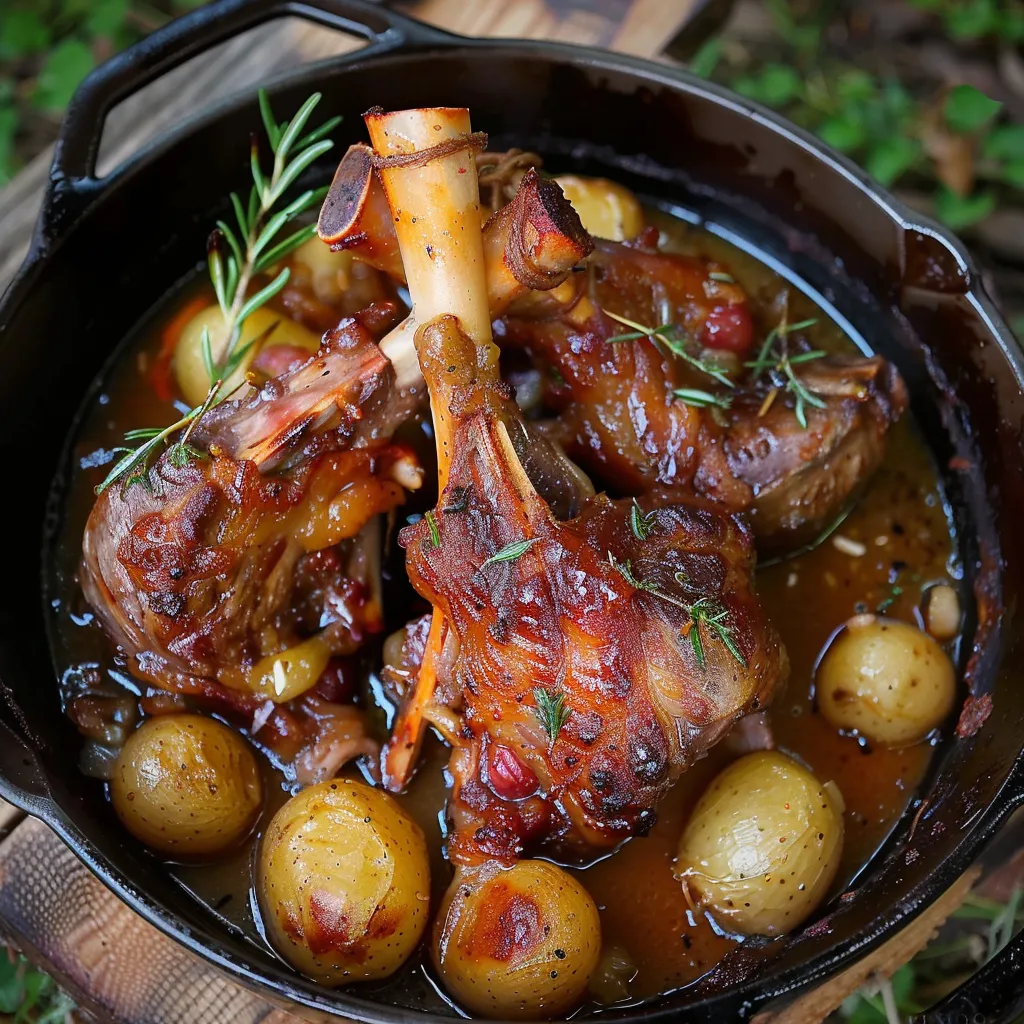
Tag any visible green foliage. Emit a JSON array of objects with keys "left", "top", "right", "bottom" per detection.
[
  {"left": 0, "top": 949, "right": 76, "bottom": 1023},
  {"left": 0, "top": 0, "right": 204, "bottom": 185},
  {"left": 689, "top": 3, "right": 1022, "bottom": 235},
  {"left": 908, "top": 0, "right": 1024, "bottom": 43}
]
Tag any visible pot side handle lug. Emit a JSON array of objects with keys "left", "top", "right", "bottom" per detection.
[{"left": 40, "top": 0, "right": 457, "bottom": 234}]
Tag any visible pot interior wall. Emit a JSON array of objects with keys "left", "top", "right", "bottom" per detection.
[{"left": 0, "top": 42, "right": 1021, "bottom": 1021}]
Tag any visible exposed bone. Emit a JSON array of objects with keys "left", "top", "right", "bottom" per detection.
[
  {"left": 316, "top": 144, "right": 405, "bottom": 279},
  {"left": 365, "top": 106, "right": 490, "bottom": 790},
  {"left": 318, "top": 143, "right": 592, "bottom": 388},
  {"left": 365, "top": 106, "right": 495, "bottom": 488}
]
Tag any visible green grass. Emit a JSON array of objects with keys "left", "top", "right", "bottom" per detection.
[{"left": 0, "top": 949, "right": 76, "bottom": 1023}]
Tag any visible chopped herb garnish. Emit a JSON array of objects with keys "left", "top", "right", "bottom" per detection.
[
  {"left": 533, "top": 687, "right": 571, "bottom": 746},
  {"left": 603, "top": 309, "right": 735, "bottom": 389},
  {"left": 608, "top": 553, "right": 746, "bottom": 672},
  {"left": 745, "top": 315, "right": 827, "bottom": 430},
  {"left": 425, "top": 509, "right": 441, "bottom": 548},
  {"left": 481, "top": 538, "right": 538, "bottom": 568},
  {"left": 709, "top": 271, "right": 735, "bottom": 283},
  {"left": 630, "top": 498, "right": 656, "bottom": 542},
  {"left": 673, "top": 387, "right": 732, "bottom": 409},
  {"left": 687, "top": 597, "right": 748, "bottom": 671}
]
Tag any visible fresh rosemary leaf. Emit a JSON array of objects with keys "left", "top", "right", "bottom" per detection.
[
  {"left": 254, "top": 223, "right": 318, "bottom": 274},
  {"left": 251, "top": 209, "right": 291, "bottom": 261},
  {"left": 201, "top": 326, "right": 216, "bottom": 386},
  {"left": 689, "top": 597, "right": 747, "bottom": 670},
  {"left": 215, "top": 219, "right": 244, "bottom": 273},
  {"left": 688, "top": 620, "right": 706, "bottom": 670},
  {"left": 208, "top": 241, "right": 229, "bottom": 316},
  {"left": 123, "top": 427, "right": 163, "bottom": 441},
  {"left": 532, "top": 687, "right": 571, "bottom": 746},
  {"left": 268, "top": 139, "right": 334, "bottom": 206},
  {"left": 630, "top": 498, "right": 656, "bottom": 542},
  {"left": 481, "top": 538, "right": 538, "bottom": 568},
  {"left": 250, "top": 141, "right": 267, "bottom": 203},
  {"left": 673, "top": 387, "right": 732, "bottom": 409},
  {"left": 228, "top": 195, "right": 246, "bottom": 243},
  {"left": 236, "top": 268, "right": 291, "bottom": 326},
  {"left": 785, "top": 317, "right": 819, "bottom": 334},
  {"left": 709, "top": 271, "right": 735, "bottom": 283},
  {"left": 425, "top": 509, "right": 441, "bottom": 548},
  {"left": 788, "top": 349, "right": 827, "bottom": 364},
  {"left": 246, "top": 185, "right": 259, "bottom": 233},
  {"left": 607, "top": 330, "right": 647, "bottom": 343},
  {"left": 275, "top": 93, "right": 323, "bottom": 167},
  {"left": 258, "top": 88, "right": 281, "bottom": 149}
]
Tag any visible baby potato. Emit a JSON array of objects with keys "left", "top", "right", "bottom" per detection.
[
  {"left": 172, "top": 304, "right": 320, "bottom": 406},
  {"left": 434, "top": 860, "right": 601, "bottom": 1019},
  {"left": 290, "top": 235, "right": 355, "bottom": 305},
  {"left": 674, "top": 751, "right": 844, "bottom": 937},
  {"left": 258, "top": 780, "right": 430, "bottom": 984},
  {"left": 816, "top": 614, "right": 956, "bottom": 747},
  {"left": 555, "top": 174, "right": 645, "bottom": 241},
  {"left": 110, "top": 714, "right": 262, "bottom": 858}
]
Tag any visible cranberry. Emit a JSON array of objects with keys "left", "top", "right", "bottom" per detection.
[
  {"left": 701, "top": 303, "right": 754, "bottom": 356},
  {"left": 487, "top": 744, "right": 539, "bottom": 801}
]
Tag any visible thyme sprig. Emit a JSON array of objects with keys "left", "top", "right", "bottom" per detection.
[
  {"left": 603, "top": 309, "right": 735, "bottom": 390},
  {"left": 745, "top": 316, "right": 826, "bottom": 429},
  {"left": 629, "top": 499, "right": 656, "bottom": 542},
  {"left": 481, "top": 538, "right": 538, "bottom": 569},
  {"left": 94, "top": 90, "right": 340, "bottom": 496},
  {"left": 608, "top": 553, "right": 746, "bottom": 670},
  {"left": 532, "top": 687, "right": 571, "bottom": 747}
]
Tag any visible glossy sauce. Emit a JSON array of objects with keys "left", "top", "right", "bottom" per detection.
[{"left": 47, "top": 208, "right": 960, "bottom": 1011}]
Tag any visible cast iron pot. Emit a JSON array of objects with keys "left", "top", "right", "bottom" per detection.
[{"left": 0, "top": 1, "right": 1022, "bottom": 1020}]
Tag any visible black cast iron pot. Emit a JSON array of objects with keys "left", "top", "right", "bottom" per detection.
[{"left": 1, "top": 1, "right": 1022, "bottom": 1020}]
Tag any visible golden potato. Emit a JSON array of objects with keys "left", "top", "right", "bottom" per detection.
[
  {"left": 674, "top": 751, "right": 844, "bottom": 937},
  {"left": 110, "top": 714, "right": 262, "bottom": 858},
  {"left": 172, "top": 304, "right": 320, "bottom": 406},
  {"left": 290, "top": 235, "right": 355, "bottom": 305},
  {"left": 555, "top": 175, "right": 645, "bottom": 241},
  {"left": 258, "top": 781, "right": 430, "bottom": 984},
  {"left": 434, "top": 860, "right": 601, "bottom": 1019},
  {"left": 816, "top": 614, "right": 956, "bottom": 747}
]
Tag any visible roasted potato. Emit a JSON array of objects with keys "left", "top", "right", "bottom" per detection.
[
  {"left": 290, "top": 235, "right": 355, "bottom": 306},
  {"left": 258, "top": 780, "right": 430, "bottom": 984},
  {"left": 110, "top": 714, "right": 262, "bottom": 858},
  {"left": 555, "top": 175, "right": 645, "bottom": 241},
  {"left": 172, "top": 304, "right": 320, "bottom": 406},
  {"left": 816, "top": 614, "right": 956, "bottom": 747},
  {"left": 434, "top": 860, "right": 601, "bottom": 1019},
  {"left": 674, "top": 751, "right": 844, "bottom": 937}
]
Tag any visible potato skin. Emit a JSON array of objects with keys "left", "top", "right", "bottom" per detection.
[
  {"left": 434, "top": 860, "right": 601, "bottom": 1019},
  {"left": 258, "top": 780, "right": 430, "bottom": 984},
  {"left": 674, "top": 751, "right": 843, "bottom": 937},
  {"left": 816, "top": 615, "right": 956, "bottom": 747},
  {"left": 172, "top": 305, "right": 320, "bottom": 406},
  {"left": 554, "top": 175, "right": 644, "bottom": 241},
  {"left": 110, "top": 714, "right": 262, "bottom": 858}
]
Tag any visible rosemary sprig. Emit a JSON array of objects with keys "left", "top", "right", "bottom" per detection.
[
  {"left": 608, "top": 553, "right": 746, "bottom": 671},
  {"left": 687, "top": 597, "right": 747, "bottom": 670},
  {"left": 629, "top": 498, "right": 656, "bottom": 542},
  {"left": 673, "top": 387, "right": 732, "bottom": 410},
  {"left": 532, "top": 687, "right": 571, "bottom": 747},
  {"left": 708, "top": 271, "right": 735, "bottom": 283},
  {"left": 745, "top": 316, "right": 827, "bottom": 429},
  {"left": 481, "top": 538, "right": 538, "bottom": 568},
  {"left": 603, "top": 309, "right": 735, "bottom": 390},
  {"left": 95, "top": 90, "right": 340, "bottom": 496}
]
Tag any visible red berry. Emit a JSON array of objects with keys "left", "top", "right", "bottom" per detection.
[
  {"left": 487, "top": 744, "right": 539, "bottom": 801},
  {"left": 701, "top": 303, "right": 754, "bottom": 356}
]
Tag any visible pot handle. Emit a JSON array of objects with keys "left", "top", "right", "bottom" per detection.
[{"left": 49, "top": 0, "right": 453, "bottom": 188}]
